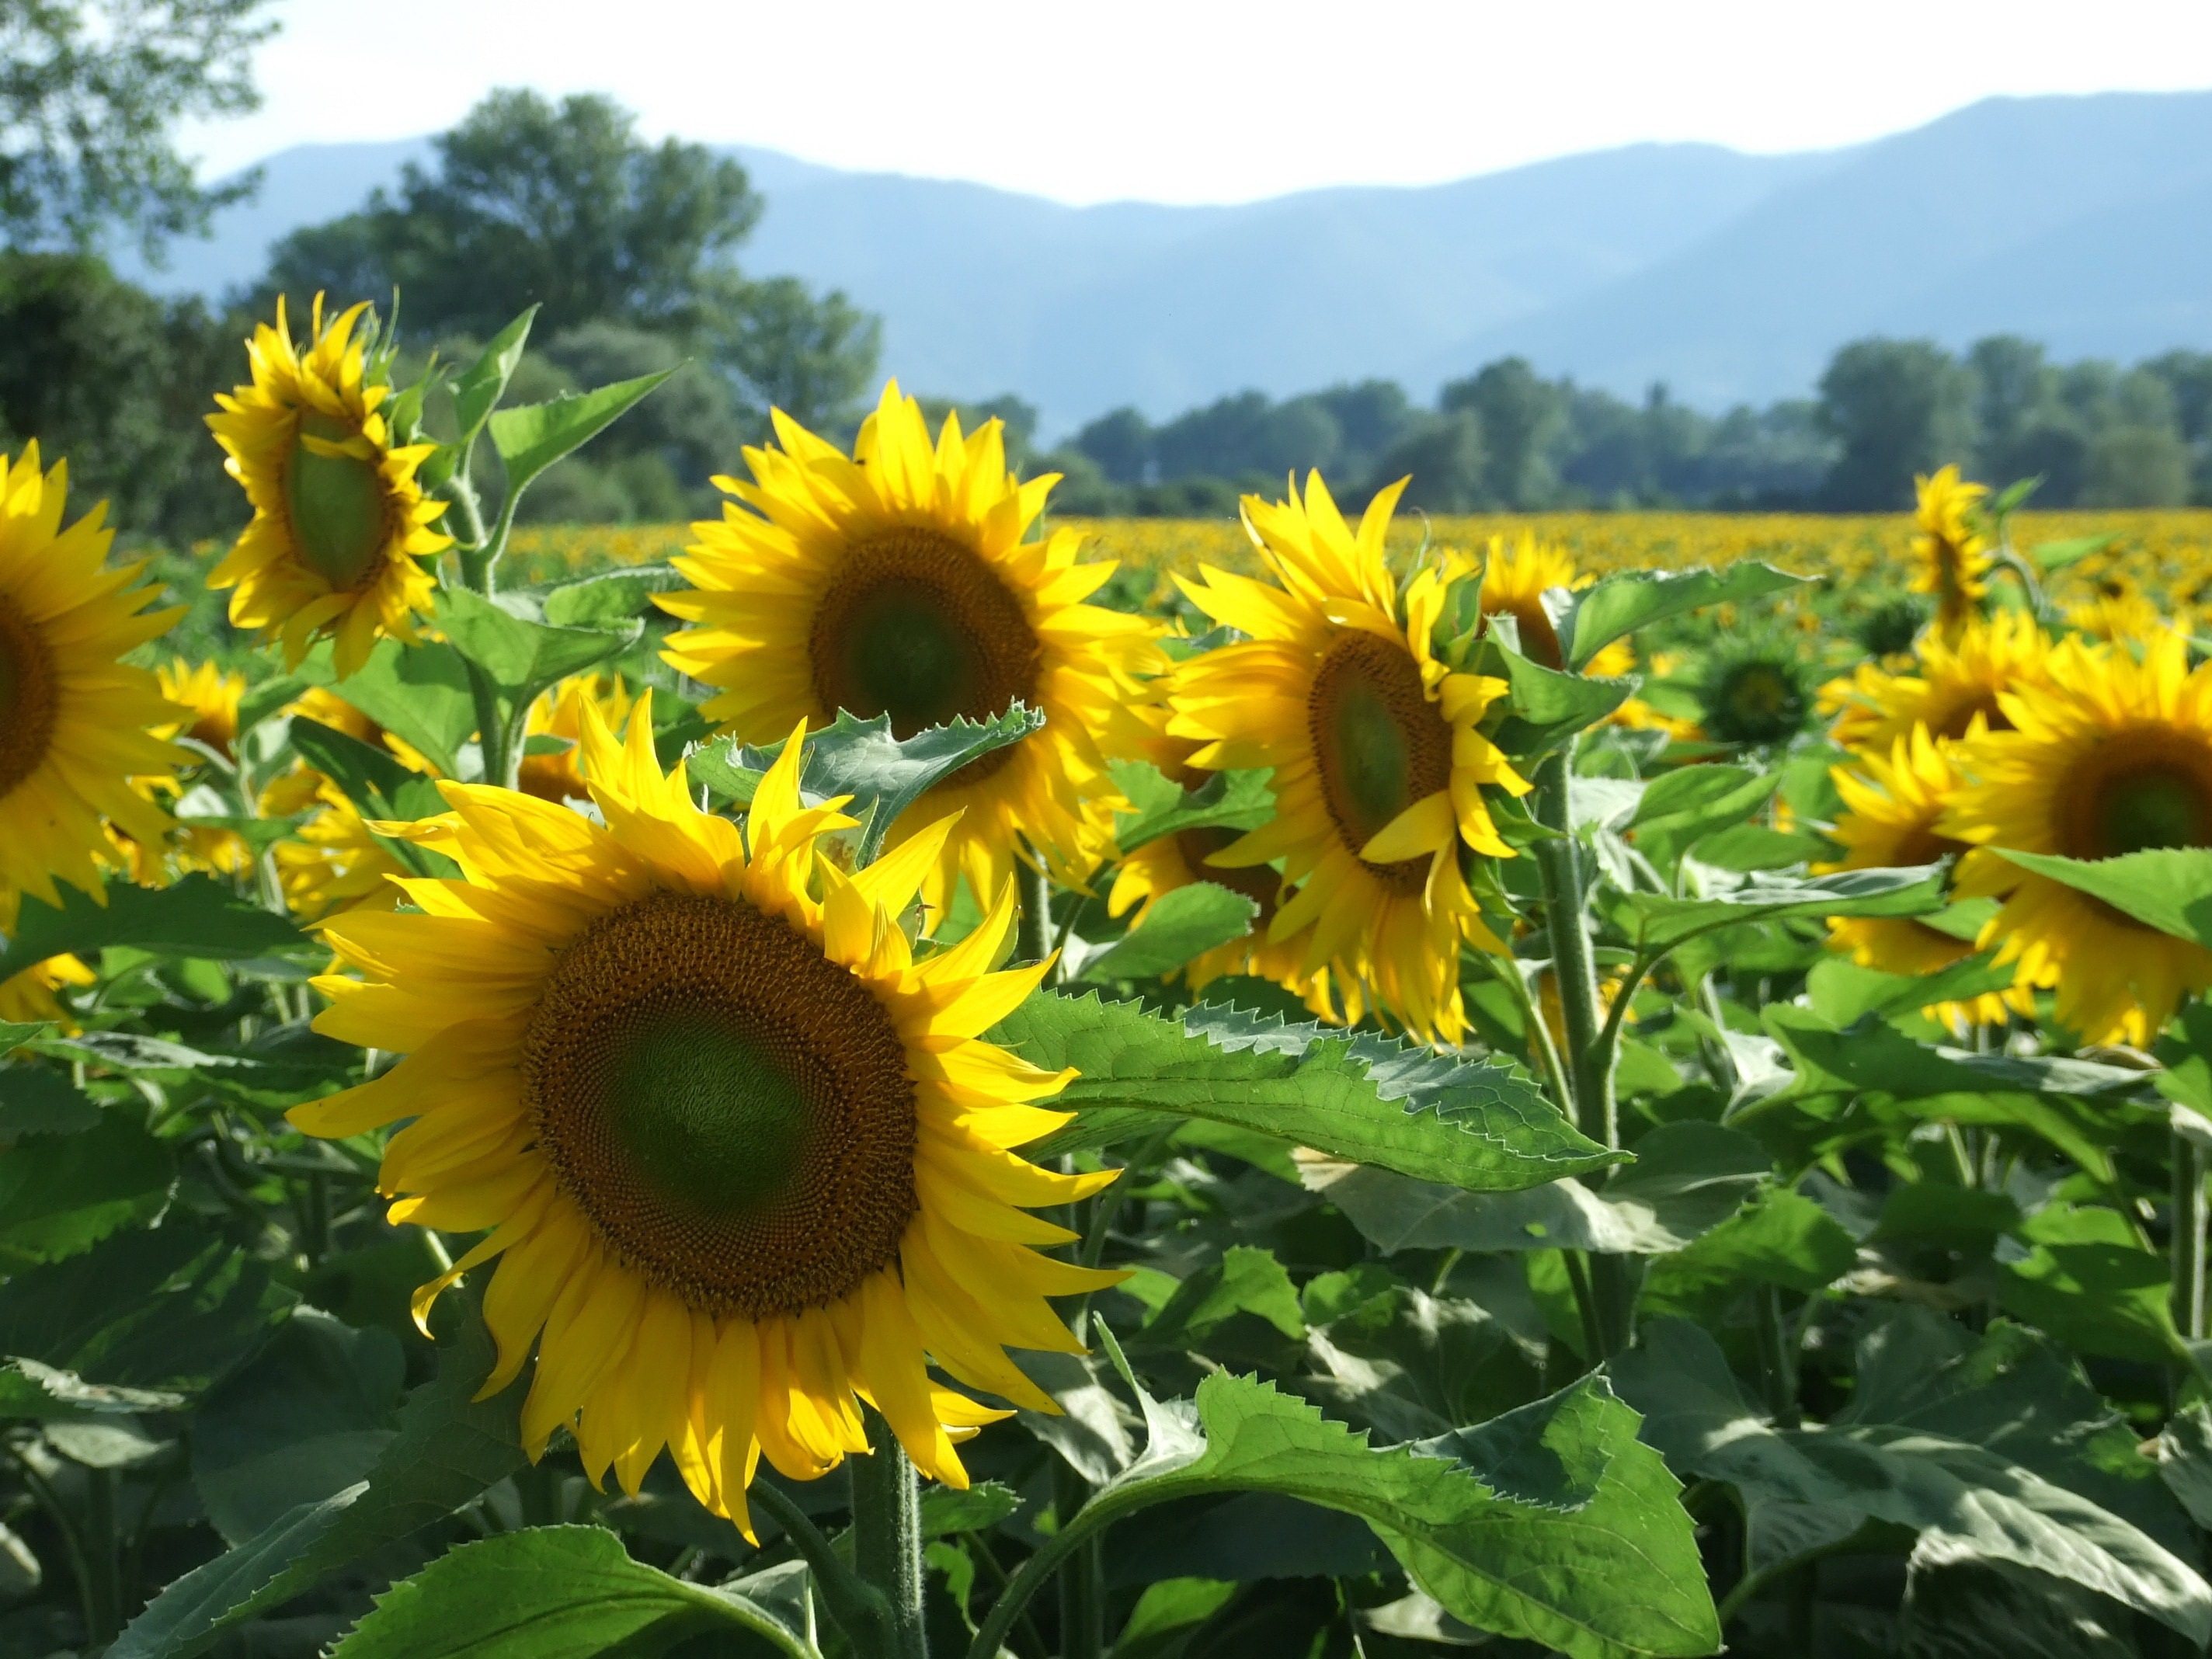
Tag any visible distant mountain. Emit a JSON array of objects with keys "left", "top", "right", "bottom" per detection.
[{"left": 126, "top": 89, "right": 2212, "bottom": 433}]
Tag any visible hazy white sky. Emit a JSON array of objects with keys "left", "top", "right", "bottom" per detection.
[{"left": 189, "top": 0, "right": 2212, "bottom": 204}]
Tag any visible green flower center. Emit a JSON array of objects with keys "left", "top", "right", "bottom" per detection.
[
  {"left": 1306, "top": 631, "right": 1452, "bottom": 892},
  {"left": 0, "top": 597, "right": 57, "bottom": 802},
  {"left": 809, "top": 528, "right": 1039, "bottom": 769},
  {"left": 2094, "top": 763, "right": 2212, "bottom": 856},
  {"left": 524, "top": 890, "right": 920, "bottom": 1319},
  {"left": 287, "top": 412, "right": 391, "bottom": 591}
]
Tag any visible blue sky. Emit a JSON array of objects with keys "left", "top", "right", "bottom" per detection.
[{"left": 188, "top": 0, "right": 2212, "bottom": 203}]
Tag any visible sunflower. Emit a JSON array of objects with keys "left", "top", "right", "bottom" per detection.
[
  {"left": 659, "top": 381, "right": 1164, "bottom": 913},
  {"left": 0, "top": 444, "right": 183, "bottom": 906},
  {"left": 1698, "top": 638, "right": 1814, "bottom": 747},
  {"left": 2068, "top": 589, "right": 2182, "bottom": 645},
  {"left": 157, "top": 660, "right": 245, "bottom": 756},
  {"left": 270, "top": 779, "right": 409, "bottom": 922},
  {"left": 1821, "top": 610, "right": 2056, "bottom": 756},
  {"left": 1940, "top": 632, "right": 2212, "bottom": 1044},
  {"left": 1167, "top": 475, "right": 1528, "bottom": 1044},
  {"left": 1106, "top": 737, "right": 1351, "bottom": 1021},
  {"left": 1475, "top": 530, "right": 1633, "bottom": 676},
  {"left": 1820, "top": 726, "right": 2029, "bottom": 1029},
  {"left": 517, "top": 673, "right": 637, "bottom": 804},
  {"left": 290, "top": 697, "right": 1116, "bottom": 1531},
  {"left": 1907, "top": 465, "right": 1991, "bottom": 638},
  {"left": 206, "top": 296, "right": 451, "bottom": 677}
]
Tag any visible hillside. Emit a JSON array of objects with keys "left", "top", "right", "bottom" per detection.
[{"left": 128, "top": 89, "right": 2212, "bottom": 431}]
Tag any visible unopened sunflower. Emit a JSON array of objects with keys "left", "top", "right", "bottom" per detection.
[
  {"left": 1821, "top": 727, "right": 2029, "bottom": 1029},
  {"left": 1169, "top": 475, "right": 1528, "bottom": 1044},
  {"left": 1941, "top": 632, "right": 2212, "bottom": 1043},
  {"left": 207, "top": 297, "right": 451, "bottom": 676},
  {"left": 1822, "top": 610, "right": 2055, "bottom": 755},
  {"left": 0, "top": 444, "right": 183, "bottom": 905},
  {"left": 290, "top": 697, "right": 1115, "bottom": 1531},
  {"left": 1908, "top": 465, "right": 1991, "bottom": 638},
  {"left": 659, "top": 381, "right": 1164, "bottom": 912}
]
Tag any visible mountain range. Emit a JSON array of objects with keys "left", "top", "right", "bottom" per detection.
[{"left": 127, "top": 89, "right": 2212, "bottom": 435}]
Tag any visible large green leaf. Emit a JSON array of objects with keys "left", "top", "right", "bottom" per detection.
[
  {"left": 436, "top": 588, "right": 640, "bottom": 716},
  {"left": 1001, "top": 992, "right": 1617, "bottom": 1191},
  {"left": 0, "top": 875, "right": 304, "bottom": 986},
  {"left": 290, "top": 717, "right": 447, "bottom": 826},
  {"left": 1078, "top": 1351, "right": 1716, "bottom": 1659},
  {"left": 324, "top": 638, "right": 480, "bottom": 779},
  {"left": 1996, "top": 1203, "right": 2181, "bottom": 1367},
  {"left": 694, "top": 704, "right": 1046, "bottom": 864},
  {"left": 113, "top": 1299, "right": 527, "bottom": 1659},
  {"left": 1109, "top": 761, "right": 1276, "bottom": 855},
  {"left": 1609, "top": 864, "right": 1947, "bottom": 954},
  {"left": 1299, "top": 1266, "right": 1544, "bottom": 1444},
  {"left": 1626, "top": 765, "right": 1779, "bottom": 871},
  {"left": 449, "top": 307, "right": 537, "bottom": 453},
  {"left": 1306, "top": 1121, "right": 1770, "bottom": 1254},
  {"left": 1612, "top": 1319, "right": 2212, "bottom": 1641},
  {"left": 541, "top": 563, "right": 683, "bottom": 627},
  {"left": 489, "top": 370, "right": 675, "bottom": 503},
  {"left": 1489, "top": 644, "right": 1636, "bottom": 756},
  {"left": 1995, "top": 847, "right": 2212, "bottom": 949},
  {"left": 0, "top": 1226, "right": 293, "bottom": 1401},
  {"left": 1761, "top": 1005, "right": 2155, "bottom": 1101},
  {"left": 0, "top": 1063, "right": 100, "bottom": 1136},
  {"left": 189, "top": 1309, "right": 405, "bottom": 1546},
  {"left": 1077, "top": 882, "right": 1257, "bottom": 983},
  {"left": 1560, "top": 562, "right": 1807, "bottom": 670},
  {"left": 0, "top": 1110, "right": 175, "bottom": 1263},
  {"left": 325, "top": 1525, "right": 812, "bottom": 1659}
]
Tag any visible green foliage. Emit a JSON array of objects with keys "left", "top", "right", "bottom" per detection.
[{"left": 0, "top": 874, "right": 301, "bottom": 986}]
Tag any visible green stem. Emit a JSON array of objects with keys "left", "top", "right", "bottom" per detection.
[
  {"left": 81, "top": 1464, "right": 120, "bottom": 1645},
  {"left": 1017, "top": 857, "right": 1052, "bottom": 970},
  {"left": 2175, "top": 1131, "right": 2207, "bottom": 1347},
  {"left": 748, "top": 1476, "right": 892, "bottom": 1655},
  {"left": 1754, "top": 1285, "right": 1800, "bottom": 1428},
  {"left": 1530, "top": 748, "right": 1634, "bottom": 1359},
  {"left": 463, "top": 657, "right": 517, "bottom": 791},
  {"left": 1052, "top": 1462, "right": 1104, "bottom": 1659},
  {"left": 851, "top": 1409, "right": 929, "bottom": 1659}
]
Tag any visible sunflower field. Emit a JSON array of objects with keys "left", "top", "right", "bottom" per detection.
[{"left": 8, "top": 299, "right": 2212, "bottom": 1659}]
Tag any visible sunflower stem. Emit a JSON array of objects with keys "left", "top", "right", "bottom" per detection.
[
  {"left": 1017, "top": 857, "right": 1052, "bottom": 972},
  {"left": 2173, "top": 1129, "right": 2207, "bottom": 1348},
  {"left": 1531, "top": 746, "right": 1633, "bottom": 1360},
  {"left": 852, "top": 1407, "right": 930, "bottom": 1659},
  {"left": 749, "top": 1476, "right": 892, "bottom": 1655},
  {"left": 1052, "top": 1459, "right": 1105, "bottom": 1659}
]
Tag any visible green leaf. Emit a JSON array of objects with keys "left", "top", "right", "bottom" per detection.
[
  {"left": 0, "top": 1226, "right": 293, "bottom": 1401},
  {"left": 1139, "top": 1245, "right": 1307, "bottom": 1352},
  {"left": 113, "top": 1297, "right": 527, "bottom": 1659},
  {"left": 1300, "top": 1267, "right": 1544, "bottom": 1443},
  {"left": 1082, "top": 1361, "right": 1717, "bottom": 1659},
  {"left": 1871, "top": 1183, "right": 2022, "bottom": 1256},
  {"left": 541, "top": 563, "right": 683, "bottom": 627},
  {"left": 1803, "top": 953, "right": 2019, "bottom": 1027},
  {"left": 1560, "top": 562, "right": 1807, "bottom": 671},
  {"left": 0, "top": 875, "right": 304, "bottom": 987},
  {"left": 1900, "top": 1556, "right": 2140, "bottom": 1658},
  {"left": 0, "top": 1111, "right": 175, "bottom": 1263},
  {"left": 1612, "top": 1319, "right": 2212, "bottom": 1641},
  {"left": 1760, "top": 1006, "right": 2154, "bottom": 1101},
  {"left": 0, "top": 1064, "right": 100, "bottom": 1136},
  {"left": 1002, "top": 991, "right": 1617, "bottom": 1192},
  {"left": 436, "top": 588, "right": 640, "bottom": 716},
  {"left": 1109, "top": 761, "right": 1276, "bottom": 855},
  {"left": 700, "top": 704, "right": 1047, "bottom": 864},
  {"left": 1998, "top": 1203, "right": 2182, "bottom": 1367},
  {"left": 190, "top": 1309, "right": 405, "bottom": 1546},
  {"left": 1077, "top": 882, "right": 1257, "bottom": 983},
  {"left": 1643, "top": 1188, "right": 1859, "bottom": 1306},
  {"left": 489, "top": 370, "right": 676, "bottom": 504},
  {"left": 2029, "top": 532, "right": 2116, "bottom": 573},
  {"left": 320, "top": 638, "right": 479, "bottom": 780},
  {"left": 1490, "top": 644, "right": 1635, "bottom": 756},
  {"left": 325, "top": 1525, "right": 812, "bottom": 1659},
  {"left": 2157, "top": 1401, "right": 2212, "bottom": 1530},
  {"left": 1307, "top": 1120, "right": 1769, "bottom": 1254},
  {"left": 1609, "top": 864, "right": 1947, "bottom": 954},
  {"left": 450, "top": 306, "right": 537, "bottom": 450},
  {"left": 290, "top": 717, "right": 447, "bottom": 826},
  {"left": 1994, "top": 847, "right": 2212, "bottom": 949},
  {"left": 1626, "top": 765, "right": 1779, "bottom": 871}
]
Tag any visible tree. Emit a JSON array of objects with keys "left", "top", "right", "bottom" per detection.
[
  {"left": 714, "top": 274, "right": 882, "bottom": 438},
  {"left": 2082, "top": 425, "right": 2193, "bottom": 507},
  {"left": 1967, "top": 335, "right": 2050, "bottom": 454},
  {"left": 0, "top": 0, "right": 271, "bottom": 256},
  {"left": 1372, "top": 409, "right": 1485, "bottom": 512},
  {"left": 1073, "top": 407, "right": 1153, "bottom": 485},
  {"left": 2144, "top": 350, "right": 2212, "bottom": 447},
  {"left": 1441, "top": 356, "right": 1565, "bottom": 508},
  {"left": 0, "top": 249, "right": 235, "bottom": 536},
  {"left": 260, "top": 89, "right": 760, "bottom": 338},
  {"left": 1814, "top": 338, "right": 1976, "bottom": 509}
]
